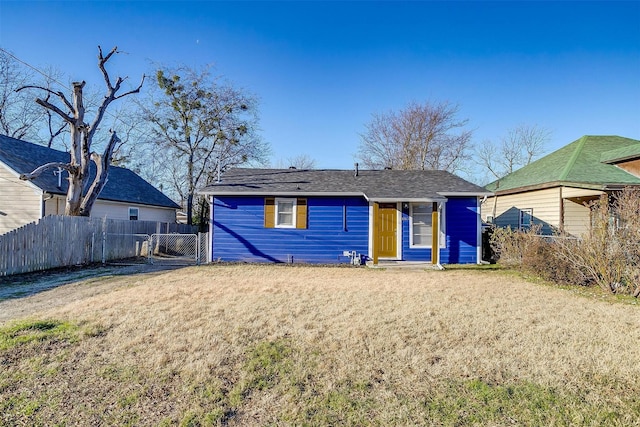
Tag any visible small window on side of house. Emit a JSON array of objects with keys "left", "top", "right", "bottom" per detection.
[
  {"left": 129, "top": 207, "right": 139, "bottom": 221},
  {"left": 275, "top": 198, "right": 296, "bottom": 228}
]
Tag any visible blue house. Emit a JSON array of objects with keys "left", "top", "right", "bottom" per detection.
[{"left": 200, "top": 168, "right": 492, "bottom": 265}]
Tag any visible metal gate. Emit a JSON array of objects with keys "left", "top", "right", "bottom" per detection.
[{"left": 148, "top": 233, "right": 200, "bottom": 265}]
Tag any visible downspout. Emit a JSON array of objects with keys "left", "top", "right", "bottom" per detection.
[
  {"left": 492, "top": 181, "right": 499, "bottom": 220},
  {"left": 41, "top": 192, "right": 54, "bottom": 218},
  {"left": 559, "top": 187, "right": 565, "bottom": 233},
  {"left": 208, "top": 195, "right": 214, "bottom": 263},
  {"left": 477, "top": 197, "right": 482, "bottom": 264}
]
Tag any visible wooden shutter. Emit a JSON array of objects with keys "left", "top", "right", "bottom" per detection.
[
  {"left": 296, "top": 198, "right": 307, "bottom": 229},
  {"left": 264, "top": 197, "right": 275, "bottom": 228}
]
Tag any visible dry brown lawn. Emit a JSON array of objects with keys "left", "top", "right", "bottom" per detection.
[{"left": 1, "top": 264, "right": 639, "bottom": 426}]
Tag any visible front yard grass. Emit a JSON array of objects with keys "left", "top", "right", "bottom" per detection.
[{"left": 1, "top": 264, "right": 639, "bottom": 425}]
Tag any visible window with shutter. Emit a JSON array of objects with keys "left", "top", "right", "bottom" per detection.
[{"left": 264, "top": 197, "right": 308, "bottom": 229}]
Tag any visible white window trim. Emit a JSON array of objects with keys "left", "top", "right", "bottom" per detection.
[
  {"left": 409, "top": 202, "right": 446, "bottom": 249},
  {"left": 275, "top": 197, "right": 297, "bottom": 228},
  {"left": 519, "top": 208, "right": 533, "bottom": 230},
  {"left": 128, "top": 207, "right": 139, "bottom": 221}
]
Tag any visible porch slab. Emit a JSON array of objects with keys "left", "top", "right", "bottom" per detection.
[{"left": 367, "top": 260, "right": 444, "bottom": 270}]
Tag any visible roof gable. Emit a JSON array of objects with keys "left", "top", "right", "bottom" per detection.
[
  {"left": 200, "top": 168, "right": 490, "bottom": 200},
  {"left": 486, "top": 135, "right": 640, "bottom": 193},
  {"left": 0, "top": 135, "right": 180, "bottom": 209}
]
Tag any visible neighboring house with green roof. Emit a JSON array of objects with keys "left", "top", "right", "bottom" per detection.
[
  {"left": 0, "top": 135, "right": 180, "bottom": 235},
  {"left": 482, "top": 135, "right": 640, "bottom": 236}
]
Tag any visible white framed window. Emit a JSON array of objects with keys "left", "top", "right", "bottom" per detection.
[
  {"left": 409, "top": 202, "right": 445, "bottom": 248},
  {"left": 519, "top": 208, "right": 533, "bottom": 230},
  {"left": 275, "top": 198, "right": 296, "bottom": 228},
  {"left": 129, "top": 207, "right": 139, "bottom": 221}
]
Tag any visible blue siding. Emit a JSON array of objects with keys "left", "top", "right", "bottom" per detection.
[
  {"left": 401, "top": 197, "right": 479, "bottom": 264},
  {"left": 212, "top": 196, "right": 369, "bottom": 263}
]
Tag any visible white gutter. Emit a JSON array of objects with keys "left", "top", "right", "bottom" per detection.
[
  {"left": 437, "top": 191, "right": 494, "bottom": 197},
  {"left": 201, "top": 191, "right": 449, "bottom": 203},
  {"left": 199, "top": 190, "right": 365, "bottom": 197},
  {"left": 367, "top": 197, "right": 447, "bottom": 203}
]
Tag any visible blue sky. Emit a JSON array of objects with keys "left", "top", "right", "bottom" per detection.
[{"left": 1, "top": 1, "right": 639, "bottom": 183}]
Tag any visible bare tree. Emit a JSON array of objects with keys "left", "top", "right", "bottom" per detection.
[
  {"left": 140, "top": 65, "right": 269, "bottom": 225},
  {"left": 18, "top": 46, "right": 144, "bottom": 216},
  {"left": 273, "top": 154, "right": 317, "bottom": 169},
  {"left": 0, "top": 50, "right": 69, "bottom": 147},
  {"left": 477, "top": 124, "right": 551, "bottom": 181},
  {"left": 357, "top": 100, "right": 473, "bottom": 172},
  {"left": 0, "top": 50, "right": 45, "bottom": 141}
]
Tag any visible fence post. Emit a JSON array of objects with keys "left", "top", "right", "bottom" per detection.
[
  {"left": 197, "top": 232, "right": 202, "bottom": 265},
  {"left": 148, "top": 234, "right": 153, "bottom": 265}
]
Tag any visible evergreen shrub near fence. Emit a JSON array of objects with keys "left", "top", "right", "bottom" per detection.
[{"left": 0, "top": 216, "right": 197, "bottom": 276}]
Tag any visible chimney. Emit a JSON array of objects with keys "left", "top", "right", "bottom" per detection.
[{"left": 354, "top": 162, "right": 359, "bottom": 177}]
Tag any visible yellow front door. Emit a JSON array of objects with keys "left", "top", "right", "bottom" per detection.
[{"left": 375, "top": 203, "right": 397, "bottom": 260}]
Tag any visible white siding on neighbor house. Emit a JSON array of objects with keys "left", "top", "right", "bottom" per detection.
[
  {"left": 561, "top": 188, "right": 604, "bottom": 199},
  {"left": 90, "top": 200, "right": 176, "bottom": 223},
  {"left": 44, "top": 195, "right": 66, "bottom": 216},
  {"left": 563, "top": 198, "right": 591, "bottom": 237},
  {"left": 561, "top": 187, "right": 603, "bottom": 237},
  {"left": 482, "top": 187, "right": 561, "bottom": 234},
  {"left": 0, "top": 163, "right": 43, "bottom": 235}
]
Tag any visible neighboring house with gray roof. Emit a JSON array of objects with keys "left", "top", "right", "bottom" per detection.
[
  {"left": 482, "top": 135, "right": 640, "bottom": 236},
  {"left": 0, "top": 135, "right": 180, "bottom": 235},
  {"left": 200, "top": 167, "right": 491, "bottom": 265}
]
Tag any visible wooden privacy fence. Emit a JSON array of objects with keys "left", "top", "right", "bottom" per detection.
[{"left": 0, "top": 216, "right": 198, "bottom": 276}]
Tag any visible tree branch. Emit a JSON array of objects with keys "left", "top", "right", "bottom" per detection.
[
  {"left": 18, "top": 84, "right": 75, "bottom": 113},
  {"left": 81, "top": 131, "right": 120, "bottom": 215},
  {"left": 35, "top": 97, "right": 74, "bottom": 124},
  {"left": 19, "top": 162, "right": 73, "bottom": 180},
  {"left": 114, "top": 74, "right": 145, "bottom": 100},
  {"left": 98, "top": 45, "right": 118, "bottom": 89}
]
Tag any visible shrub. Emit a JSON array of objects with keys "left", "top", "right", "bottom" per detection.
[
  {"left": 489, "top": 225, "right": 541, "bottom": 268},
  {"left": 490, "top": 226, "right": 579, "bottom": 285},
  {"left": 491, "top": 187, "right": 640, "bottom": 296},
  {"left": 554, "top": 189, "right": 640, "bottom": 295}
]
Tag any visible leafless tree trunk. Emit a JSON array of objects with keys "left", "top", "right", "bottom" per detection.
[{"left": 18, "top": 46, "right": 144, "bottom": 216}]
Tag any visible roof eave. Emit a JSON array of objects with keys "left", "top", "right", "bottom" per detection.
[
  {"left": 367, "top": 197, "right": 447, "bottom": 203},
  {"left": 491, "top": 181, "right": 607, "bottom": 196},
  {"left": 200, "top": 190, "right": 366, "bottom": 198},
  {"left": 437, "top": 191, "right": 494, "bottom": 197},
  {"left": 602, "top": 183, "right": 640, "bottom": 191},
  {"left": 201, "top": 190, "right": 449, "bottom": 203},
  {"left": 602, "top": 155, "right": 640, "bottom": 164}
]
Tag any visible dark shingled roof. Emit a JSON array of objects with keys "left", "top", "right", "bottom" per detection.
[
  {"left": 200, "top": 168, "right": 491, "bottom": 201},
  {"left": 0, "top": 134, "right": 180, "bottom": 209}
]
